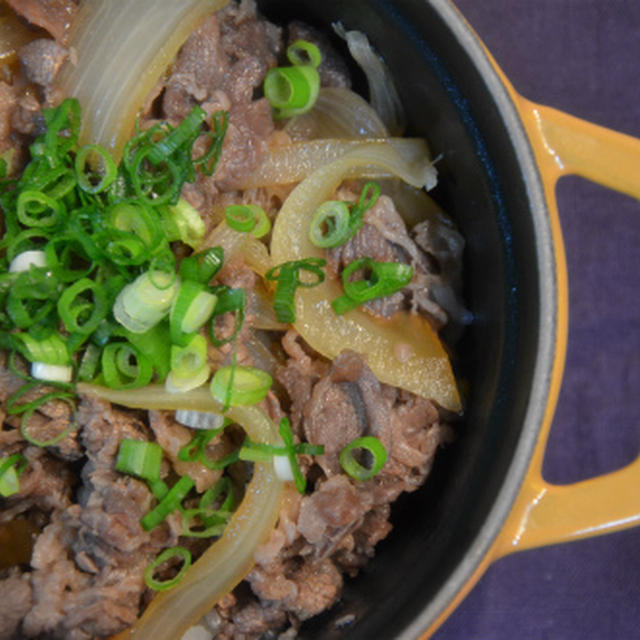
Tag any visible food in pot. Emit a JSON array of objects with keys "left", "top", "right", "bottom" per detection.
[{"left": 0, "top": 1, "right": 467, "bottom": 638}]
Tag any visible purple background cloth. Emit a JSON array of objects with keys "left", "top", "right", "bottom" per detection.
[{"left": 433, "top": 2, "right": 640, "bottom": 639}]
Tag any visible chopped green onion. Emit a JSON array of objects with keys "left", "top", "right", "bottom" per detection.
[
  {"left": 264, "top": 65, "right": 320, "bottom": 120},
  {"left": 116, "top": 439, "right": 163, "bottom": 482},
  {"left": 265, "top": 258, "right": 326, "bottom": 323},
  {"left": 163, "top": 198, "right": 206, "bottom": 248},
  {"left": 9, "top": 250, "right": 47, "bottom": 273},
  {"left": 20, "top": 394, "right": 77, "bottom": 447},
  {"left": 113, "top": 271, "right": 181, "bottom": 333},
  {"left": 308, "top": 200, "right": 350, "bottom": 248},
  {"left": 286, "top": 39, "right": 322, "bottom": 68},
  {"left": 339, "top": 435, "right": 387, "bottom": 481},
  {"left": 239, "top": 417, "right": 323, "bottom": 494},
  {"left": 141, "top": 475, "right": 194, "bottom": 531},
  {"left": 194, "top": 110, "right": 229, "bottom": 177},
  {"left": 224, "top": 204, "right": 271, "bottom": 237},
  {"left": 178, "top": 247, "right": 224, "bottom": 284},
  {"left": 180, "top": 508, "right": 229, "bottom": 538},
  {"left": 165, "top": 334, "right": 210, "bottom": 393},
  {"left": 101, "top": 341, "right": 153, "bottom": 389},
  {"left": 169, "top": 280, "right": 217, "bottom": 344},
  {"left": 31, "top": 362, "right": 73, "bottom": 383},
  {"left": 174, "top": 409, "right": 225, "bottom": 431},
  {"left": 13, "top": 331, "right": 70, "bottom": 365},
  {"left": 107, "top": 200, "right": 164, "bottom": 252},
  {"left": 210, "top": 365, "right": 272, "bottom": 407},
  {"left": 57, "top": 278, "right": 109, "bottom": 335},
  {"left": 308, "top": 182, "right": 380, "bottom": 249},
  {"left": 0, "top": 454, "right": 27, "bottom": 497},
  {"left": 208, "top": 286, "right": 245, "bottom": 347},
  {"left": 75, "top": 144, "right": 118, "bottom": 194},
  {"left": 332, "top": 257, "right": 413, "bottom": 315},
  {"left": 144, "top": 546, "right": 192, "bottom": 591},
  {"left": 147, "top": 106, "right": 207, "bottom": 165},
  {"left": 16, "top": 190, "right": 64, "bottom": 228}
]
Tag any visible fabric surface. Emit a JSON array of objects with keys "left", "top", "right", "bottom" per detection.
[{"left": 435, "top": 2, "right": 640, "bottom": 639}]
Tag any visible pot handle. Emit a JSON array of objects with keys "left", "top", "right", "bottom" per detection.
[{"left": 494, "top": 97, "right": 640, "bottom": 557}]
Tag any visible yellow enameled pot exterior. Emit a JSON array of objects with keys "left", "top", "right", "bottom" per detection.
[{"left": 422, "top": 17, "right": 640, "bottom": 640}]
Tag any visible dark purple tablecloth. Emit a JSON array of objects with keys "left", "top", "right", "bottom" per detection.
[{"left": 434, "top": 2, "right": 640, "bottom": 639}]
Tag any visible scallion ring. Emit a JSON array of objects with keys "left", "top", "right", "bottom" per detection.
[
  {"left": 339, "top": 435, "right": 387, "bottom": 481},
  {"left": 75, "top": 144, "right": 118, "bottom": 194},
  {"left": 308, "top": 200, "right": 351, "bottom": 248},
  {"left": 286, "top": 39, "right": 322, "bottom": 68},
  {"left": 16, "top": 190, "right": 64, "bottom": 228},
  {"left": 20, "top": 395, "right": 77, "bottom": 447},
  {"left": 224, "top": 204, "right": 271, "bottom": 238},
  {"left": 264, "top": 65, "right": 320, "bottom": 120},
  {"left": 170, "top": 280, "right": 217, "bottom": 344},
  {"left": 115, "top": 439, "right": 163, "bottom": 482},
  {"left": 57, "top": 278, "right": 109, "bottom": 335},
  {"left": 144, "top": 546, "right": 192, "bottom": 591},
  {"left": 101, "top": 342, "right": 153, "bottom": 389},
  {"left": 210, "top": 365, "right": 273, "bottom": 407}
]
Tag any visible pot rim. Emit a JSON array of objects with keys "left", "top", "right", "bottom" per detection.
[{"left": 402, "top": 1, "right": 562, "bottom": 636}]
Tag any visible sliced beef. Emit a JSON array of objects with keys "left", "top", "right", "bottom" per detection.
[
  {"left": 0, "top": 82, "right": 17, "bottom": 153},
  {"left": 5, "top": 0, "right": 77, "bottom": 43},
  {"left": 303, "top": 350, "right": 392, "bottom": 476},
  {"left": 18, "top": 38, "right": 68, "bottom": 86},
  {"left": 0, "top": 571, "right": 33, "bottom": 640}
]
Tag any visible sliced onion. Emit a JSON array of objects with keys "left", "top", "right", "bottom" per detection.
[
  {"left": 76, "top": 383, "right": 284, "bottom": 640},
  {"left": 269, "top": 144, "right": 461, "bottom": 412},
  {"left": 236, "top": 138, "right": 436, "bottom": 190},
  {"left": 56, "top": 0, "right": 229, "bottom": 161},
  {"left": 333, "top": 24, "right": 406, "bottom": 136},
  {"left": 202, "top": 221, "right": 272, "bottom": 276},
  {"left": 285, "top": 87, "right": 388, "bottom": 140}
]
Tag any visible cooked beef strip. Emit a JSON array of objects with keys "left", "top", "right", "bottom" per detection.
[
  {"left": 18, "top": 38, "right": 68, "bottom": 87},
  {"left": 5, "top": 0, "right": 77, "bottom": 44},
  {"left": 0, "top": 571, "right": 33, "bottom": 640},
  {"left": 0, "top": 82, "right": 17, "bottom": 153}
]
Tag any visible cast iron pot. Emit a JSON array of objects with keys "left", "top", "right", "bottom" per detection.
[{"left": 256, "top": 1, "right": 640, "bottom": 638}]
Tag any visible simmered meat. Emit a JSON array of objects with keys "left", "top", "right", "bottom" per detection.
[{"left": 5, "top": 0, "right": 77, "bottom": 43}]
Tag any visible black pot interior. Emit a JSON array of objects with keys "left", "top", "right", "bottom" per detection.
[{"left": 257, "top": 0, "right": 546, "bottom": 637}]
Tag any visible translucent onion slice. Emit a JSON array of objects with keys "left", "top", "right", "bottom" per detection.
[
  {"left": 237, "top": 138, "right": 437, "bottom": 190},
  {"left": 56, "top": 0, "right": 229, "bottom": 161},
  {"left": 285, "top": 87, "right": 388, "bottom": 140},
  {"left": 333, "top": 24, "right": 406, "bottom": 136},
  {"left": 202, "top": 220, "right": 272, "bottom": 276},
  {"left": 270, "top": 144, "right": 461, "bottom": 412},
  {"left": 76, "top": 383, "right": 284, "bottom": 640}
]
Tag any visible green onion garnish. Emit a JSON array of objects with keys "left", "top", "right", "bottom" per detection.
[
  {"left": 57, "top": 278, "right": 109, "bottom": 336},
  {"left": 178, "top": 247, "right": 224, "bottom": 284},
  {"left": 331, "top": 257, "right": 413, "bottom": 315},
  {"left": 74, "top": 144, "right": 118, "bottom": 194},
  {"left": 101, "top": 341, "right": 153, "bottom": 389},
  {"left": 165, "top": 333, "right": 210, "bottom": 393},
  {"left": 264, "top": 40, "right": 322, "bottom": 119},
  {"left": 169, "top": 280, "right": 217, "bottom": 345},
  {"left": 0, "top": 454, "right": 28, "bottom": 497},
  {"left": 309, "top": 181, "right": 380, "bottom": 248},
  {"left": 115, "top": 439, "right": 163, "bottom": 482},
  {"left": 239, "top": 416, "right": 323, "bottom": 494},
  {"left": 141, "top": 475, "right": 194, "bottom": 531},
  {"left": 208, "top": 286, "right": 246, "bottom": 347},
  {"left": 339, "top": 435, "right": 387, "bottom": 481},
  {"left": 265, "top": 258, "right": 326, "bottom": 323},
  {"left": 224, "top": 204, "right": 271, "bottom": 238},
  {"left": 144, "top": 546, "right": 192, "bottom": 591},
  {"left": 209, "top": 365, "right": 273, "bottom": 407}
]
